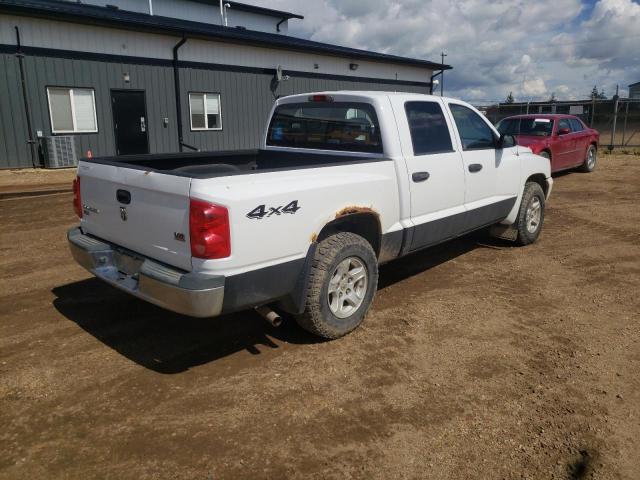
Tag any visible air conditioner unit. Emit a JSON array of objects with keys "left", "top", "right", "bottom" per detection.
[{"left": 41, "top": 136, "right": 78, "bottom": 169}]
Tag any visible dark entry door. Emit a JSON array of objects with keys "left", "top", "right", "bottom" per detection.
[{"left": 111, "top": 90, "right": 149, "bottom": 155}]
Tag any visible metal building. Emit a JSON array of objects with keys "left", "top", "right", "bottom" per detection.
[
  {"left": 629, "top": 82, "right": 640, "bottom": 100},
  {"left": 0, "top": 0, "right": 450, "bottom": 169}
]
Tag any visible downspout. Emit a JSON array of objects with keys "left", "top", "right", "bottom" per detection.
[
  {"left": 15, "top": 27, "right": 37, "bottom": 168},
  {"left": 276, "top": 17, "right": 287, "bottom": 33},
  {"left": 173, "top": 36, "right": 187, "bottom": 152}
]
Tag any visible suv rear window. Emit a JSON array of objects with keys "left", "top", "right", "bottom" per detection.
[{"left": 266, "top": 102, "right": 383, "bottom": 153}]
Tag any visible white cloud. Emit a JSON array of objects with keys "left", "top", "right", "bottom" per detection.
[{"left": 243, "top": 0, "right": 638, "bottom": 102}]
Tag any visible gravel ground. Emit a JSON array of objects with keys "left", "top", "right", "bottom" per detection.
[{"left": 0, "top": 154, "right": 638, "bottom": 479}]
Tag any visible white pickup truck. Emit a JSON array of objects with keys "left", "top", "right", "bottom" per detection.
[{"left": 68, "top": 91, "right": 552, "bottom": 338}]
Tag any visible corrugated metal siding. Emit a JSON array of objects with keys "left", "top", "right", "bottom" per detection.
[
  {"left": 0, "top": 53, "right": 31, "bottom": 168},
  {"left": 1, "top": 15, "right": 432, "bottom": 83},
  {"left": 1, "top": 52, "right": 429, "bottom": 168}
]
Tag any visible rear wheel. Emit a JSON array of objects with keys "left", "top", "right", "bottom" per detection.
[
  {"left": 295, "top": 232, "right": 378, "bottom": 339},
  {"left": 515, "top": 182, "right": 545, "bottom": 246},
  {"left": 580, "top": 145, "right": 597, "bottom": 172}
]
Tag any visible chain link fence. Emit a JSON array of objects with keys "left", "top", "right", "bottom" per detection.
[{"left": 478, "top": 99, "right": 640, "bottom": 149}]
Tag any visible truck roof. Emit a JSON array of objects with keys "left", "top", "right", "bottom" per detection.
[{"left": 277, "top": 91, "right": 457, "bottom": 103}]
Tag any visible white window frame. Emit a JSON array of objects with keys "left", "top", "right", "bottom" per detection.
[
  {"left": 189, "top": 92, "right": 223, "bottom": 131},
  {"left": 46, "top": 87, "right": 98, "bottom": 134}
]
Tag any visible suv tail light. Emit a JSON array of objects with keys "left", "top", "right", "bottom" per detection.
[
  {"left": 73, "top": 176, "right": 82, "bottom": 218},
  {"left": 189, "top": 199, "right": 230, "bottom": 259}
]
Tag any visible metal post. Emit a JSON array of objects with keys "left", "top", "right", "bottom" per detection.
[
  {"left": 609, "top": 95, "right": 619, "bottom": 151},
  {"left": 526, "top": 101, "right": 530, "bottom": 114},
  {"left": 621, "top": 101, "right": 629, "bottom": 146},
  {"left": 590, "top": 96, "right": 596, "bottom": 127},
  {"left": 440, "top": 51, "right": 447, "bottom": 96}
]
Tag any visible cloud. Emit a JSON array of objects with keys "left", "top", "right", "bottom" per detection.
[{"left": 243, "top": 0, "right": 638, "bottom": 102}]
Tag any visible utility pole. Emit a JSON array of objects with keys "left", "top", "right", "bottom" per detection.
[{"left": 440, "top": 51, "right": 447, "bottom": 96}]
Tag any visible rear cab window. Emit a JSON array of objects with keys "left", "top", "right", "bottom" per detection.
[{"left": 267, "top": 101, "right": 383, "bottom": 153}]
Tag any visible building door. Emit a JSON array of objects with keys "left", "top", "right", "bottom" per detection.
[{"left": 111, "top": 90, "right": 149, "bottom": 155}]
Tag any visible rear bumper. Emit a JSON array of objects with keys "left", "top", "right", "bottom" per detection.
[{"left": 67, "top": 227, "right": 224, "bottom": 318}]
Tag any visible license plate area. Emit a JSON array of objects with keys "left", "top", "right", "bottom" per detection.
[{"left": 113, "top": 249, "right": 144, "bottom": 276}]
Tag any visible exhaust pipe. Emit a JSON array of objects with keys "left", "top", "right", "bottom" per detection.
[{"left": 255, "top": 306, "right": 283, "bottom": 328}]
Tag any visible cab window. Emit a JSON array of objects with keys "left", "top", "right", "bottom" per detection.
[
  {"left": 558, "top": 118, "right": 572, "bottom": 134},
  {"left": 449, "top": 104, "right": 496, "bottom": 150},
  {"left": 267, "top": 102, "right": 382, "bottom": 153},
  {"left": 405, "top": 101, "right": 453, "bottom": 155}
]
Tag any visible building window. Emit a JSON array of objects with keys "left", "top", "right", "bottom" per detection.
[
  {"left": 46, "top": 87, "right": 98, "bottom": 134},
  {"left": 189, "top": 93, "right": 222, "bottom": 130}
]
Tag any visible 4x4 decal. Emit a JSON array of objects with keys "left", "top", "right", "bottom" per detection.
[{"left": 246, "top": 200, "right": 301, "bottom": 220}]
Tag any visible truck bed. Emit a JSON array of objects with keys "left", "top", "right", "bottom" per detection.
[{"left": 83, "top": 149, "right": 385, "bottom": 179}]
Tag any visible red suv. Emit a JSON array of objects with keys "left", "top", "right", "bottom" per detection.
[{"left": 496, "top": 114, "right": 599, "bottom": 173}]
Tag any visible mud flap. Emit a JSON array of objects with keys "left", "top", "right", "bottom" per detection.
[{"left": 489, "top": 223, "right": 518, "bottom": 241}]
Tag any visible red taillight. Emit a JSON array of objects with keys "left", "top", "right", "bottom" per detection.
[
  {"left": 189, "top": 199, "right": 230, "bottom": 259},
  {"left": 73, "top": 176, "right": 82, "bottom": 218}
]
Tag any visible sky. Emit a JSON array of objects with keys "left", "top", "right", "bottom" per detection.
[{"left": 242, "top": 0, "right": 640, "bottom": 104}]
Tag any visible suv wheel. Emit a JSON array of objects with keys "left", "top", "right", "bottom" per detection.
[
  {"left": 296, "top": 232, "right": 378, "bottom": 339},
  {"left": 515, "top": 182, "right": 546, "bottom": 246}
]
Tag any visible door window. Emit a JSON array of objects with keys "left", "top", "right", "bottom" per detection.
[
  {"left": 449, "top": 104, "right": 496, "bottom": 150},
  {"left": 558, "top": 118, "right": 571, "bottom": 134},
  {"left": 569, "top": 118, "right": 584, "bottom": 132},
  {"left": 405, "top": 102, "right": 453, "bottom": 155}
]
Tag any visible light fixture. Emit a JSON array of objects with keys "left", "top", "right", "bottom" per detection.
[
  {"left": 123, "top": 72, "right": 130, "bottom": 83},
  {"left": 349, "top": 63, "right": 359, "bottom": 71}
]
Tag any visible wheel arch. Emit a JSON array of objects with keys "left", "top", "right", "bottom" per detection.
[
  {"left": 316, "top": 211, "right": 382, "bottom": 258},
  {"left": 526, "top": 173, "right": 549, "bottom": 198}
]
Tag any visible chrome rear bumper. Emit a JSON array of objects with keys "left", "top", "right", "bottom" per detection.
[{"left": 67, "top": 227, "right": 224, "bottom": 318}]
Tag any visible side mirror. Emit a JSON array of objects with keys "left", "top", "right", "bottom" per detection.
[
  {"left": 497, "top": 133, "right": 516, "bottom": 149},
  {"left": 558, "top": 127, "right": 571, "bottom": 136}
]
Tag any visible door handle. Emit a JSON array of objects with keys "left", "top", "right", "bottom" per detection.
[
  {"left": 412, "top": 171, "right": 430, "bottom": 182},
  {"left": 468, "top": 164, "right": 483, "bottom": 173},
  {"left": 140, "top": 117, "right": 146, "bottom": 132}
]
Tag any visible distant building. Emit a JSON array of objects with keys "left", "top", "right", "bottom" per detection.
[
  {"left": 629, "top": 82, "right": 640, "bottom": 99},
  {"left": 0, "top": 0, "right": 449, "bottom": 169}
]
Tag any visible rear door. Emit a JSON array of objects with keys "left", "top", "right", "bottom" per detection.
[
  {"left": 78, "top": 161, "right": 192, "bottom": 271},
  {"left": 447, "top": 101, "right": 520, "bottom": 229},
  {"left": 390, "top": 97, "right": 466, "bottom": 251},
  {"left": 569, "top": 118, "right": 589, "bottom": 165}
]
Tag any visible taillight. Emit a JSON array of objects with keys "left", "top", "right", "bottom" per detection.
[
  {"left": 73, "top": 176, "right": 82, "bottom": 218},
  {"left": 189, "top": 199, "right": 230, "bottom": 259}
]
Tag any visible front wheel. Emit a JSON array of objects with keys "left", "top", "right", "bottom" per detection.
[
  {"left": 515, "top": 182, "right": 545, "bottom": 246},
  {"left": 295, "top": 232, "right": 378, "bottom": 339},
  {"left": 580, "top": 145, "right": 597, "bottom": 172}
]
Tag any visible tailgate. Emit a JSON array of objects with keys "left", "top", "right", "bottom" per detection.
[{"left": 78, "top": 162, "right": 192, "bottom": 271}]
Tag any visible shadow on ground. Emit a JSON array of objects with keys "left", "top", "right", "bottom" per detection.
[{"left": 53, "top": 231, "right": 507, "bottom": 373}]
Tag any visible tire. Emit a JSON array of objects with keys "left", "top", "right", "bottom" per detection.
[
  {"left": 515, "top": 182, "right": 545, "bottom": 246},
  {"left": 580, "top": 145, "right": 597, "bottom": 172},
  {"left": 295, "top": 232, "right": 378, "bottom": 339}
]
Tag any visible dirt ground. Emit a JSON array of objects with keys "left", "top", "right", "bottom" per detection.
[{"left": 1, "top": 154, "right": 639, "bottom": 480}]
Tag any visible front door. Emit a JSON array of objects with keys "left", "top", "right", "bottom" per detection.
[
  {"left": 554, "top": 117, "right": 577, "bottom": 169},
  {"left": 447, "top": 101, "right": 519, "bottom": 229},
  {"left": 111, "top": 90, "right": 149, "bottom": 155}
]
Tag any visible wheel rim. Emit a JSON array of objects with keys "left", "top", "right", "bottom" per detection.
[
  {"left": 525, "top": 197, "right": 542, "bottom": 234},
  {"left": 587, "top": 148, "right": 596, "bottom": 169},
  {"left": 327, "top": 257, "right": 368, "bottom": 319}
]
